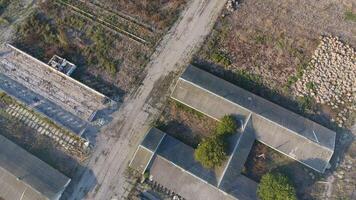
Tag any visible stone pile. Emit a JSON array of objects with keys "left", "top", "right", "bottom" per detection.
[
  {"left": 226, "top": 0, "right": 238, "bottom": 12},
  {"left": 5, "top": 104, "right": 89, "bottom": 156},
  {"left": 294, "top": 36, "right": 355, "bottom": 127}
]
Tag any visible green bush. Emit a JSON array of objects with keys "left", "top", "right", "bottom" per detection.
[
  {"left": 345, "top": 11, "right": 356, "bottom": 22},
  {"left": 174, "top": 101, "right": 204, "bottom": 118},
  {"left": 0, "top": 92, "right": 13, "bottom": 105},
  {"left": 211, "top": 51, "right": 231, "bottom": 66},
  {"left": 297, "top": 95, "right": 314, "bottom": 112},
  {"left": 194, "top": 136, "right": 227, "bottom": 168},
  {"left": 257, "top": 173, "right": 297, "bottom": 200},
  {"left": 143, "top": 171, "right": 150, "bottom": 179},
  {"left": 216, "top": 115, "right": 237, "bottom": 136},
  {"left": 194, "top": 115, "right": 237, "bottom": 168},
  {"left": 305, "top": 81, "right": 316, "bottom": 91}
]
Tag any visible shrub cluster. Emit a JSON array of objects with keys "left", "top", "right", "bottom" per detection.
[
  {"left": 257, "top": 173, "right": 297, "bottom": 200},
  {"left": 194, "top": 115, "right": 237, "bottom": 168}
]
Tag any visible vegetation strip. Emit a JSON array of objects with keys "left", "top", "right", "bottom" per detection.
[
  {"left": 83, "top": 0, "right": 155, "bottom": 32},
  {"left": 55, "top": 0, "right": 149, "bottom": 45}
]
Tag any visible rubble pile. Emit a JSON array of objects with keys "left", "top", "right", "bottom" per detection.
[
  {"left": 295, "top": 36, "right": 355, "bottom": 127},
  {"left": 226, "top": 0, "right": 238, "bottom": 12}
]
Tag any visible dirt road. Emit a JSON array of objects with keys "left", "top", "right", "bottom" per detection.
[{"left": 66, "top": 0, "right": 227, "bottom": 199}]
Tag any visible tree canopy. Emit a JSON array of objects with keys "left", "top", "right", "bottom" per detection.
[
  {"left": 194, "top": 115, "right": 237, "bottom": 168},
  {"left": 215, "top": 115, "right": 237, "bottom": 135},
  {"left": 257, "top": 173, "right": 297, "bottom": 200},
  {"left": 194, "top": 136, "right": 226, "bottom": 168}
]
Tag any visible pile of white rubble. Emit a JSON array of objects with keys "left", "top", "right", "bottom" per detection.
[
  {"left": 294, "top": 36, "right": 355, "bottom": 127},
  {"left": 226, "top": 0, "right": 238, "bottom": 12}
]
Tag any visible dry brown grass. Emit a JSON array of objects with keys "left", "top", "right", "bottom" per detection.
[
  {"left": 197, "top": 0, "right": 355, "bottom": 93},
  {"left": 157, "top": 100, "right": 218, "bottom": 148},
  {"left": 90, "top": 0, "right": 187, "bottom": 31}
]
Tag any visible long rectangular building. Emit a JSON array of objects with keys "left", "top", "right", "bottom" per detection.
[
  {"left": 0, "top": 135, "right": 70, "bottom": 200},
  {"left": 130, "top": 128, "right": 258, "bottom": 200},
  {"left": 0, "top": 44, "right": 110, "bottom": 121},
  {"left": 171, "top": 65, "right": 336, "bottom": 173}
]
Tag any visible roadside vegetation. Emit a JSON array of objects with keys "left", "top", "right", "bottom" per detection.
[{"left": 194, "top": 115, "right": 237, "bottom": 168}]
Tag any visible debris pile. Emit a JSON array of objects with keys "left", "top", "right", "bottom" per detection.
[
  {"left": 226, "top": 0, "right": 238, "bottom": 12},
  {"left": 294, "top": 36, "right": 355, "bottom": 127}
]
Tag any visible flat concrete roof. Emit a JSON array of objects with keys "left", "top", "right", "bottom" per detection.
[
  {"left": 171, "top": 65, "right": 336, "bottom": 173},
  {"left": 129, "top": 146, "right": 153, "bottom": 174},
  {"left": 0, "top": 135, "right": 70, "bottom": 200},
  {"left": 141, "top": 128, "right": 166, "bottom": 152},
  {"left": 150, "top": 156, "right": 236, "bottom": 200},
  {"left": 219, "top": 119, "right": 256, "bottom": 192},
  {"left": 131, "top": 128, "right": 258, "bottom": 200},
  {"left": 156, "top": 134, "right": 219, "bottom": 185},
  {"left": 0, "top": 44, "right": 110, "bottom": 121},
  {"left": 0, "top": 74, "right": 87, "bottom": 134}
]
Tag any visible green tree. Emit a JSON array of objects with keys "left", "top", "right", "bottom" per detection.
[
  {"left": 257, "top": 173, "right": 297, "bottom": 200},
  {"left": 194, "top": 136, "right": 226, "bottom": 168},
  {"left": 215, "top": 115, "right": 237, "bottom": 136}
]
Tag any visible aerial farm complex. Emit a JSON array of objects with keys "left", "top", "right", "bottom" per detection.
[
  {"left": 130, "top": 65, "right": 337, "bottom": 199},
  {"left": 0, "top": 0, "right": 354, "bottom": 200}
]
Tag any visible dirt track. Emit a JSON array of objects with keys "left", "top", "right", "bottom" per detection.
[{"left": 66, "top": 0, "right": 228, "bottom": 199}]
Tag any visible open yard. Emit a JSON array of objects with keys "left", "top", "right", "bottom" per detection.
[
  {"left": 157, "top": 100, "right": 218, "bottom": 148},
  {"left": 243, "top": 141, "right": 319, "bottom": 199}
]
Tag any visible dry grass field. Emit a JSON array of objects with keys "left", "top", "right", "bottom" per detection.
[{"left": 11, "top": 0, "right": 187, "bottom": 98}]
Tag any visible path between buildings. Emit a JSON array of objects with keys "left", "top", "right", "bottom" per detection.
[{"left": 66, "top": 0, "right": 228, "bottom": 199}]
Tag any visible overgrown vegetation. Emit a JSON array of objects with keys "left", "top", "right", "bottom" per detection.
[
  {"left": 0, "top": 0, "right": 10, "bottom": 14},
  {"left": 0, "top": 91, "right": 14, "bottom": 106},
  {"left": 211, "top": 51, "right": 231, "bottom": 66},
  {"left": 257, "top": 172, "right": 297, "bottom": 200},
  {"left": 14, "top": 1, "right": 153, "bottom": 94},
  {"left": 194, "top": 136, "right": 227, "bottom": 168},
  {"left": 89, "top": 0, "right": 187, "bottom": 31},
  {"left": 344, "top": 11, "right": 356, "bottom": 22},
  {"left": 297, "top": 95, "right": 314, "bottom": 112},
  {"left": 215, "top": 115, "right": 237, "bottom": 136},
  {"left": 173, "top": 101, "right": 204, "bottom": 119},
  {"left": 16, "top": 10, "right": 121, "bottom": 75},
  {"left": 194, "top": 115, "right": 237, "bottom": 168}
]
